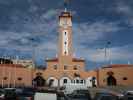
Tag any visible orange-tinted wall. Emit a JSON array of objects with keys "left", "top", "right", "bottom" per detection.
[{"left": 98, "top": 67, "right": 133, "bottom": 87}]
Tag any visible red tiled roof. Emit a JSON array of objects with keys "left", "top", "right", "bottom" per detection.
[
  {"left": 102, "top": 64, "right": 133, "bottom": 69},
  {"left": 0, "top": 64, "right": 25, "bottom": 68}
]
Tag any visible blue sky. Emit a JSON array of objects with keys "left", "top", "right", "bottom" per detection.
[{"left": 0, "top": 0, "right": 133, "bottom": 69}]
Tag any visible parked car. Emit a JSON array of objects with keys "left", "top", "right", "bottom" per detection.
[
  {"left": 4, "top": 88, "right": 17, "bottom": 100},
  {"left": 64, "top": 84, "right": 88, "bottom": 94},
  {"left": 93, "top": 91, "right": 124, "bottom": 100},
  {"left": 0, "top": 89, "right": 4, "bottom": 100},
  {"left": 16, "top": 87, "right": 35, "bottom": 100},
  {"left": 56, "top": 91, "right": 68, "bottom": 100},
  {"left": 123, "top": 91, "right": 133, "bottom": 100},
  {"left": 67, "top": 89, "right": 92, "bottom": 100},
  {"left": 34, "top": 90, "right": 68, "bottom": 100}
]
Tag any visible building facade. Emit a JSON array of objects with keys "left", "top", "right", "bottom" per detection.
[
  {"left": 0, "top": 9, "right": 133, "bottom": 88},
  {"left": 97, "top": 65, "right": 133, "bottom": 87},
  {"left": 0, "top": 64, "right": 33, "bottom": 88},
  {"left": 33, "top": 10, "right": 97, "bottom": 87}
]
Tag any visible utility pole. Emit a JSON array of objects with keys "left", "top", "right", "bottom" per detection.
[
  {"left": 104, "top": 41, "right": 111, "bottom": 65},
  {"left": 97, "top": 41, "right": 111, "bottom": 66}
]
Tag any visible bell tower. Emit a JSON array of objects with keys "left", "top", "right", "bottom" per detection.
[
  {"left": 58, "top": 11, "right": 73, "bottom": 58},
  {"left": 46, "top": 0, "right": 85, "bottom": 71}
]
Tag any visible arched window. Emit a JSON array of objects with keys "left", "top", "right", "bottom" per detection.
[
  {"left": 63, "top": 79, "right": 67, "bottom": 84},
  {"left": 53, "top": 64, "right": 57, "bottom": 70},
  {"left": 74, "top": 66, "right": 78, "bottom": 70},
  {"left": 80, "top": 80, "right": 84, "bottom": 84},
  {"left": 64, "top": 65, "right": 68, "bottom": 70},
  {"left": 3, "top": 77, "right": 8, "bottom": 80},
  {"left": 49, "top": 79, "right": 54, "bottom": 87},
  {"left": 76, "top": 79, "right": 79, "bottom": 83}
]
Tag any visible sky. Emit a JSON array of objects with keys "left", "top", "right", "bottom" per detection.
[{"left": 0, "top": 0, "right": 133, "bottom": 70}]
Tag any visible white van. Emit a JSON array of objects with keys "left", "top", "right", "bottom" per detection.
[{"left": 34, "top": 92, "right": 57, "bottom": 100}]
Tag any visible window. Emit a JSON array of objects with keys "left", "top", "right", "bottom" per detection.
[
  {"left": 64, "top": 65, "right": 68, "bottom": 70},
  {"left": 74, "top": 66, "right": 78, "bottom": 70},
  {"left": 53, "top": 64, "right": 57, "bottom": 70},
  {"left": 63, "top": 79, "right": 67, "bottom": 84},
  {"left": 76, "top": 79, "right": 80, "bottom": 83},
  {"left": 74, "top": 65, "right": 80, "bottom": 70},
  {"left": 3, "top": 77, "right": 7, "bottom": 80},
  {"left": 123, "top": 77, "right": 128, "bottom": 80},
  {"left": 18, "top": 77, "right": 22, "bottom": 81},
  {"left": 64, "top": 51, "right": 67, "bottom": 55},
  {"left": 71, "top": 80, "right": 74, "bottom": 83},
  {"left": 80, "top": 80, "right": 84, "bottom": 84},
  {"left": 64, "top": 42, "right": 67, "bottom": 44},
  {"left": 36, "top": 72, "right": 42, "bottom": 76},
  {"left": 74, "top": 73, "right": 80, "bottom": 77}
]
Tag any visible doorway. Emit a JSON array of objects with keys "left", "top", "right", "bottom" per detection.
[
  {"left": 107, "top": 75, "right": 117, "bottom": 86},
  {"left": 33, "top": 75, "right": 46, "bottom": 87}
]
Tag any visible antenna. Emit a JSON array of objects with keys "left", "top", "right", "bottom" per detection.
[{"left": 64, "top": 0, "right": 69, "bottom": 12}]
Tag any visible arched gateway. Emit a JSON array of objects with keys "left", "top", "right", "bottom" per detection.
[
  {"left": 33, "top": 76, "right": 46, "bottom": 87},
  {"left": 107, "top": 75, "right": 117, "bottom": 86}
]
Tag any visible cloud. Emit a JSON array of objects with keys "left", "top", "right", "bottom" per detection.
[
  {"left": 0, "top": 0, "right": 132, "bottom": 67},
  {"left": 0, "top": 8, "right": 59, "bottom": 63},
  {"left": 75, "top": 44, "right": 133, "bottom": 64},
  {"left": 115, "top": 2, "right": 133, "bottom": 26},
  {"left": 41, "top": 9, "right": 59, "bottom": 20},
  {"left": 73, "top": 21, "right": 121, "bottom": 45}
]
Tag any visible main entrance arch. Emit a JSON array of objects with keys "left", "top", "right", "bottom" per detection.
[{"left": 33, "top": 75, "right": 46, "bottom": 87}]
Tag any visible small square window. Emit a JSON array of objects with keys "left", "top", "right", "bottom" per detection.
[
  {"left": 64, "top": 51, "right": 67, "bottom": 54},
  {"left": 64, "top": 65, "right": 68, "bottom": 70},
  {"left": 123, "top": 77, "right": 128, "bottom": 80},
  {"left": 74, "top": 65, "right": 80, "bottom": 70},
  {"left": 80, "top": 80, "right": 84, "bottom": 84},
  {"left": 53, "top": 65, "right": 57, "bottom": 70},
  {"left": 76, "top": 79, "right": 79, "bottom": 83},
  {"left": 64, "top": 42, "right": 67, "bottom": 44}
]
